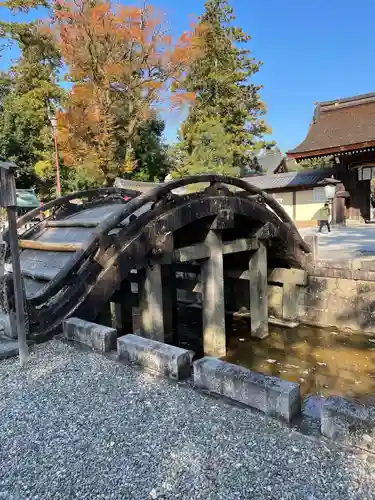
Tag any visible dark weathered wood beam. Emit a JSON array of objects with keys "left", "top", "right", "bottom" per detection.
[
  {"left": 174, "top": 243, "right": 210, "bottom": 263},
  {"left": 163, "top": 238, "right": 259, "bottom": 263},
  {"left": 210, "top": 209, "right": 235, "bottom": 230},
  {"left": 222, "top": 238, "right": 259, "bottom": 254},
  {"left": 226, "top": 267, "right": 307, "bottom": 286}
]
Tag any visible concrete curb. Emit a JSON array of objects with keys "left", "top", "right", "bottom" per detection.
[
  {"left": 321, "top": 396, "right": 374, "bottom": 448},
  {"left": 63, "top": 318, "right": 117, "bottom": 353},
  {"left": 61, "top": 320, "right": 375, "bottom": 449},
  {"left": 117, "top": 334, "right": 194, "bottom": 380},
  {"left": 193, "top": 356, "right": 301, "bottom": 421}
]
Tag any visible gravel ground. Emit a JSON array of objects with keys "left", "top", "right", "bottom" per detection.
[{"left": 1, "top": 340, "right": 375, "bottom": 500}]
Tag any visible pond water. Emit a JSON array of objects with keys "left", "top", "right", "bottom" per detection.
[{"left": 178, "top": 306, "right": 375, "bottom": 408}]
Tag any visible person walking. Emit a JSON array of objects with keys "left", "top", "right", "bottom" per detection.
[
  {"left": 371, "top": 192, "right": 375, "bottom": 220},
  {"left": 317, "top": 203, "right": 331, "bottom": 233}
]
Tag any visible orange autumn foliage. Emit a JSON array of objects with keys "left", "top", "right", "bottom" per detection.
[{"left": 50, "top": 0, "right": 202, "bottom": 183}]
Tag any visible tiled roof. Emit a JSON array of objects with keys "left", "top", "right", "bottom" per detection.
[
  {"left": 252, "top": 147, "right": 284, "bottom": 174},
  {"left": 287, "top": 92, "right": 375, "bottom": 158},
  {"left": 242, "top": 167, "right": 335, "bottom": 191}
]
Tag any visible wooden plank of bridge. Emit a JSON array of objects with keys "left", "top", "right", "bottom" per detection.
[
  {"left": 201, "top": 229, "right": 226, "bottom": 357},
  {"left": 47, "top": 220, "right": 98, "bottom": 228},
  {"left": 19, "top": 240, "right": 81, "bottom": 252},
  {"left": 249, "top": 242, "right": 269, "bottom": 339}
]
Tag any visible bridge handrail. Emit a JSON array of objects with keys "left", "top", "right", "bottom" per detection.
[
  {"left": 23, "top": 175, "right": 309, "bottom": 307},
  {"left": 2, "top": 186, "right": 140, "bottom": 239}
]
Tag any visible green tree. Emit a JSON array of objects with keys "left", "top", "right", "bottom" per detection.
[
  {"left": 0, "top": 0, "right": 49, "bottom": 11},
  {"left": 294, "top": 156, "right": 334, "bottom": 170},
  {"left": 172, "top": 117, "right": 237, "bottom": 177},
  {"left": 128, "top": 117, "right": 170, "bottom": 182},
  {"left": 178, "top": 0, "right": 270, "bottom": 175},
  {"left": 0, "top": 0, "right": 207, "bottom": 193},
  {"left": 54, "top": 0, "right": 199, "bottom": 185},
  {"left": 0, "top": 15, "right": 64, "bottom": 192}
]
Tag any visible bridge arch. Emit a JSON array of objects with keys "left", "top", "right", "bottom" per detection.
[{"left": 3, "top": 175, "right": 310, "bottom": 345}]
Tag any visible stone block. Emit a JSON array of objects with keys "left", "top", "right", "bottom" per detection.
[
  {"left": 268, "top": 285, "right": 283, "bottom": 306},
  {"left": 63, "top": 317, "right": 117, "bottom": 352},
  {"left": 268, "top": 268, "right": 307, "bottom": 286},
  {"left": 357, "top": 259, "right": 375, "bottom": 272},
  {"left": 0, "top": 312, "right": 14, "bottom": 339},
  {"left": 193, "top": 357, "right": 300, "bottom": 421},
  {"left": 0, "top": 335, "right": 19, "bottom": 359},
  {"left": 117, "top": 334, "right": 193, "bottom": 380},
  {"left": 316, "top": 259, "right": 350, "bottom": 270},
  {"left": 321, "top": 396, "right": 369, "bottom": 443},
  {"left": 353, "top": 270, "right": 375, "bottom": 282},
  {"left": 356, "top": 281, "right": 375, "bottom": 294},
  {"left": 307, "top": 276, "right": 328, "bottom": 294},
  {"left": 335, "top": 278, "right": 356, "bottom": 297},
  {"left": 313, "top": 267, "right": 353, "bottom": 280}
]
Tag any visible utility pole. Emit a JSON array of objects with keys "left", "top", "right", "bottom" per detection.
[{"left": 48, "top": 112, "right": 61, "bottom": 198}]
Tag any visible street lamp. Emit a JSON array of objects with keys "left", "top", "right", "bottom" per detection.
[
  {"left": 48, "top": 112, "right": 61, "bottom": 198},
  {"left": 318, "top": 176, "right": 341, "bottom": 225},
  {"left": 318, "top": 176, "right": 341, "bottom": 199},
  {"left": 324, "top": 183, "right": 337, "bottom": 200}
]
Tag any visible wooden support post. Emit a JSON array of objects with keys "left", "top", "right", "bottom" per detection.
[
  {"left": 201, "top": 230, "right": 226, "bottom": 357},
  {"left": 97, "top": 302, "right": 112, "bottom": 327},
  {"left": 110, "top": 280, "right": 133, "bottom": 333},
  {"left": 139, "top": 262, "right": 177, "bottom": 343},
  {"left": 160, "top": 265, "right": 178, "bottom": 345},
  {"left": 249, "top": 242, "right": 268, "bottom": 339},
  {"left": 7, "top": 207, "right": 28, "bottom": 365},
  {"left": 282, "top": 283, "right": 300, "bottom": 321}
]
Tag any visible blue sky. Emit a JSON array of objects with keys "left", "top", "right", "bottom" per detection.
[
  {"left": 156, "top": 0, "right": 375, "bottom": 151},
  {"left": 2, "top": 0, "right": 375, "bottom": 152}
]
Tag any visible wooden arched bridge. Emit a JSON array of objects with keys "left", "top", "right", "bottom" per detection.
[{"left": 3, "top": 175, "right": 310, "bottom": 356}]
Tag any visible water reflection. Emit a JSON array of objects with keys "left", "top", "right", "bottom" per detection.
[{"left": 178, "top": 306, "right": 375, "bottom": 405}]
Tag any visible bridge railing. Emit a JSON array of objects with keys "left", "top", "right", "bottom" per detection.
[{"left": 4, "top": 187, "right": 140, "bottom": 233}]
